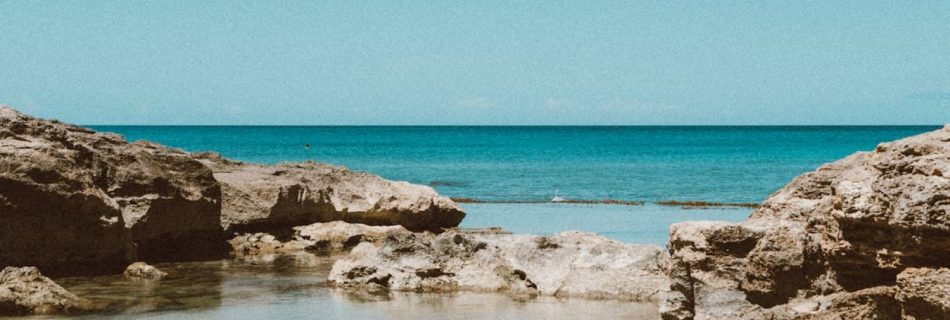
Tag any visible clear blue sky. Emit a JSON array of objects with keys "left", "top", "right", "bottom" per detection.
[{"left": 1, "top": 1, "right": 948, "bottom": 125}]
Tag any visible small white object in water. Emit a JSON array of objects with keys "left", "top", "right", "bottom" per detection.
[{"left": 551, "top": 189, "right": 566, "bottom": 202}]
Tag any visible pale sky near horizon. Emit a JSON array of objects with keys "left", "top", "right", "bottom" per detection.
[{"left": 1, "top": 1, "right": 949, "bottom": 125}]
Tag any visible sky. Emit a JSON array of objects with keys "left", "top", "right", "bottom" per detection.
[{"left": 0, "top": 1, "right": 948, "bottom": 125}]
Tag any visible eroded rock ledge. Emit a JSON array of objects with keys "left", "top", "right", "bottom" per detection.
[
  {"left": 662, "top": 125, "right": 950, "bottom": 319},
  {"left": 197, "top": 154, "right": 464, "bottom": 234}
]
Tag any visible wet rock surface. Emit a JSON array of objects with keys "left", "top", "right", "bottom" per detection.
[
  {"left": 123, "top": 262, "right": 168, "bottom": 280},
  {"left": 0, "top": 267, "right": 97, "bottom": 316},
  {"left": 328, "top": 230, "right": 671, "bottom": 302},
  {"left": 662, "top": 125, "right": 950, "bottom": 319}
]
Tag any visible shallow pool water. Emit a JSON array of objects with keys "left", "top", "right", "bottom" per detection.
[
  {"left": 46, "top": 254, "right": 659, "bottom": 319},
  {"left": 30, "top": 203, "right": 753, "bottom": 319}
]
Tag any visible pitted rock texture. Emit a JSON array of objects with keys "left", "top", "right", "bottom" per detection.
[
  {"left": 896, "top": 268, "right": 950, "bottom": 319},
  {"left": 328, "top": 231, "right": 671, "bottom": 302},
  {"left": 197, "top": 154, "right": 465, "bottom": 233},
  {"left": 662, "top": 125, "right": 950, "bottom": 320}
]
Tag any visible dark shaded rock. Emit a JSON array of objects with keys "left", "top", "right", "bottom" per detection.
[{"left": 0, "top": 106, "right": 226, "bottom": 275}]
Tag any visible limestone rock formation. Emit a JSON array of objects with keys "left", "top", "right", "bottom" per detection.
[
  {"left": 328, "top": 231, "right": 671, "bottom": 302},
  {"left": 662, "top": 125, "right": 950, "bottom": 319},
  {"left": 1, "top": 105, "right": 464, "bottom": 276},
  {"left": 123, "top": 262, "right": 168, "bottom": 280},
  {"left": 0, "top": 106, "right": 226, "bottom": 275},
  {"left": 229, "top": 221, "right": 410, "bottom": 257},
  {"left": 197, "top": 153, "right": 465, "bottom": 233},
  {"left": 0, "top": 267, "right": 97, "bottom": 316}
]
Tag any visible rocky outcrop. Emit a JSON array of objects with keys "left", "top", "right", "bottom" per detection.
[
  {"left": 229, "top": 221, "right": 410, "bottom": 257},
  {"left": 0, "top": 106, "right": 226, "bottom": 275},
  {"left": 328, "top": 230, "right": 671, "bottom": 302},
  {"left": 197, "top": 154, "right": 464, "bottom": 233},
  {"left": 662, "top": 125, "right": 950, "bottom": 319},
  {"left": 0, "top": 267, "right": 97, "bottom": 316},
  {"left": 123, "top": 262, "right": 167, "bottom": 280},
  {"left": 0, "top": 106, "right": 464, "bottom": 275}
]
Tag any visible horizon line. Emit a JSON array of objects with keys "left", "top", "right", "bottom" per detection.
[{"left": 84, "top": 124, "right": 946, "bottom": 127}]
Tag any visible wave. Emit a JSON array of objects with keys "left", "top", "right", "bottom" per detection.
[
  {"left": 429, "top": 180, "right": 467, "bottom": 187},
  {"left": 450, "top": 198, "right": 644, "bottom": 206},
  {"left": 654, "top": 200, "right": 759, "bottom": 209},
  {"left": 450, "top": 198, "right": 759, "bottom": 208}
]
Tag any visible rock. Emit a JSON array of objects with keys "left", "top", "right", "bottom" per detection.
[
  {"left": 662, "top": 125, "right": 950, "bottom": 319},
  {"left": 0, "top": 267, "right": 97, "bottom": 316},
  {"left": 795, "top": 286, "right": 902, "bottom": 320},
  {"left": 1, "top": 106, "right": 463, "bottom": 276},
  {"left": 196, "top": 154, "right": 465, "bottom": 233},
  {"left": 123, "top": 262, "right": 168, "bottom": 280},
  {"left": 0, "top": 106, "right": 226, "bottom": 275},
  {"left": 328, "top": 231, "right": 670, "bottom": 302},
  {"left": 228, "top": 221, "right": 410, "bottom": 257},
  {"left": 896, "top": 268, "right": 950, "bottom": 319},
  {"left": 293, "top": 221, "right": 410, "bottom": 253},
  {"left": 229, "top": 233, "right": 299, "bottom": 257}
]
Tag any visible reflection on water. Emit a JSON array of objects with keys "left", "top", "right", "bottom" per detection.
[{"left": 39, "top": 253, "right": 658, "bottom": 319}]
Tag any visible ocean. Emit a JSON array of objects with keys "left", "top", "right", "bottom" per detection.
[{"left": 92, "top": 125, "right": 938, "bottom": 244}]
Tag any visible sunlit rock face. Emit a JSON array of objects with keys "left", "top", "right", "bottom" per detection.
[
  {"left": 328, "top": 230, "right": 671, "bottom": 302},
  {"left": 662, "top": 125, "right": 950, "bottom": 320}
]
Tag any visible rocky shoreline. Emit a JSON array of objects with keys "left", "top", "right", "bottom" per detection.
[{"left": 1, "top": 106, "right": 948, "bottom": 318}]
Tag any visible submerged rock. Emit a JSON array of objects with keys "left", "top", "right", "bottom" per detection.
[
  {"left": 197, "top": 154, "right": 465, "bottom": 233},
  {"left": 0, "top": 106, "right": 226, "bottom": 275},
  {"left": 0, "top": 267, "right": 97, "bottom": 316},
  {"left": 123, "top": 262, "right": 168, "bottom": 280},
  {"left": 328, "top": 231, "right": 671, "bottom": 302},
  {"left": 662, "top": 125, "right": 950, "bottom": 319},
  {"left": 229, "top": 221, "right": 410, "bottom": 257}
]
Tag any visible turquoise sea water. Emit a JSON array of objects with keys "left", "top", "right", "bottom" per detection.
[{"left": 93, "top": 126, "right": 937, "bottom": 244}]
